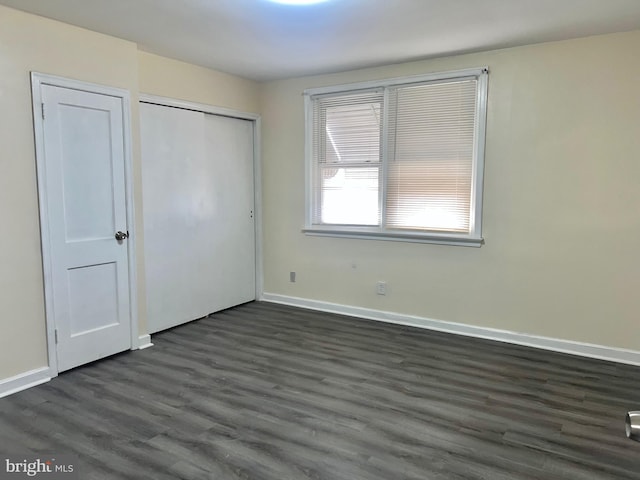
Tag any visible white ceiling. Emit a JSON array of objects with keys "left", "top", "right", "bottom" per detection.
[{"left": 3, "top": 0, "right": 640, "bottom": 81}]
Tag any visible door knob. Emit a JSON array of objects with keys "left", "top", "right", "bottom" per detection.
[{"left": 115, "top": 231, "right": 129, "bottom": 241}]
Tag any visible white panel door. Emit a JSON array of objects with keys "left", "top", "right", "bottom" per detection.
[
  {"left": 140, "top": 103, "right": 255, "bottom": 333},
  {"left": 41, "top": 85, "right": 132, "bottom": 372}
]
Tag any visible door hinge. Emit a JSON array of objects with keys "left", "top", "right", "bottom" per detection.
[
  {"left": 41, "top": 102, "right": 45, "bottom": 120},
  {"left": 54, "top": 329, "right": 58, "bottom": 344}
]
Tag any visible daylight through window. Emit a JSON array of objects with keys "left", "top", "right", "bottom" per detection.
[{"left": 304, "top": 68, "right": 488, "bottom": 246}]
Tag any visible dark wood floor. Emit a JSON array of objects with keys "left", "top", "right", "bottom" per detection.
[{"left": 1, "top": 302, "right": 640, "bottom": 479}]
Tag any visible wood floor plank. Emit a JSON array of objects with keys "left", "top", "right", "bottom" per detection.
[{"left": 2, "top": 301, "right": 640, "bottom": 479}]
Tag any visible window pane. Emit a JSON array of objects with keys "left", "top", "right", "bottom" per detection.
[
  {"left": 386, "top": 79, "right": 477, "bottom": 232},
  {"left": 325, "top": 102, "right": 381, "bottom": 164},
  {"left": 386, "top": 160, "right": 471, "bottom": 232},
  {"left": 306, "top": 70, "right": 486, "bottom": 241},
  {"left": 320, "top": 166, "right": 379, "bottom": 225}
]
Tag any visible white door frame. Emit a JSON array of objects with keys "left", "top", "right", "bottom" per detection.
[
  {"left": 139, "top": 94, "right": 264, "bottom": 304},
  {"left": 31, "top": 72, "right": 139, "bottom": 377}
]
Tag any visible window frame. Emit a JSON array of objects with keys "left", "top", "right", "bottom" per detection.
[{"left": 303, "top": 67, "right": 489, "bottom": 247}]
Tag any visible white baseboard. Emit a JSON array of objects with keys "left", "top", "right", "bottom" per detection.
[
  {"left": 261, "top": 293, "right": 640, "bottom": 367},
  {"left": 0, "top": 336, "right": 153, "bottom": 399},
  {"left": 137, "top": 334, "right": 153, "bottom": 350},
  {"left": 0, "top": 367, "right": 51, "bottom": 399}
]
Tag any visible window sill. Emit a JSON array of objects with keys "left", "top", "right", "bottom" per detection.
[{"left": 302, "top": 227, "right": 483, "bottom": 247}]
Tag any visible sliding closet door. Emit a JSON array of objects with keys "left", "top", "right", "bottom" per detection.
[
  {"left": 204, "top": 114, "right": 256, "bottom": 311},
  {"left": 140, "top": 103, "right": 255, "bottom": 334}
]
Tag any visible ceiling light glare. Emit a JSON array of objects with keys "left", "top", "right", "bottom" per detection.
[{"left": 269, "top": 0, "right": 330, "bottom": 5}]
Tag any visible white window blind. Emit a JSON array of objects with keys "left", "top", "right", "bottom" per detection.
[
  {"left": 386, "top": 80, "right": 477, "bottom": 232},
  {"left": 312, "top": 91, "right": 383, "bottom": 225},
  {"left": 305, "top": 68, "right": 488, "bottom": 246}
]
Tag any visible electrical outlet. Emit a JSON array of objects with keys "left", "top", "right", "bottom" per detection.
[
  {"left": 376, "top": 281, "right": 387, "bottom": 295},
  {"left": 290, "top": 271, "right": 296, "bottom": 283}
]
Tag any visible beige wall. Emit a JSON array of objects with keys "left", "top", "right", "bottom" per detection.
[
  {"left": 260, "top": 30, "right": 640, "bottom": 351},
  {"left": 0, "top": 5, "right": 139, "bottom": 380},
  {"left": 0, "top": 5, "right": 260, "bottom": 382},
  {"left": 138, "top": 52, "right": 259, "bottom": 113}
]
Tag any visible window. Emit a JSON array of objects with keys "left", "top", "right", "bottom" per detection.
[{"left": 304, "top": 68, "right": 488, "bottom": 246}]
